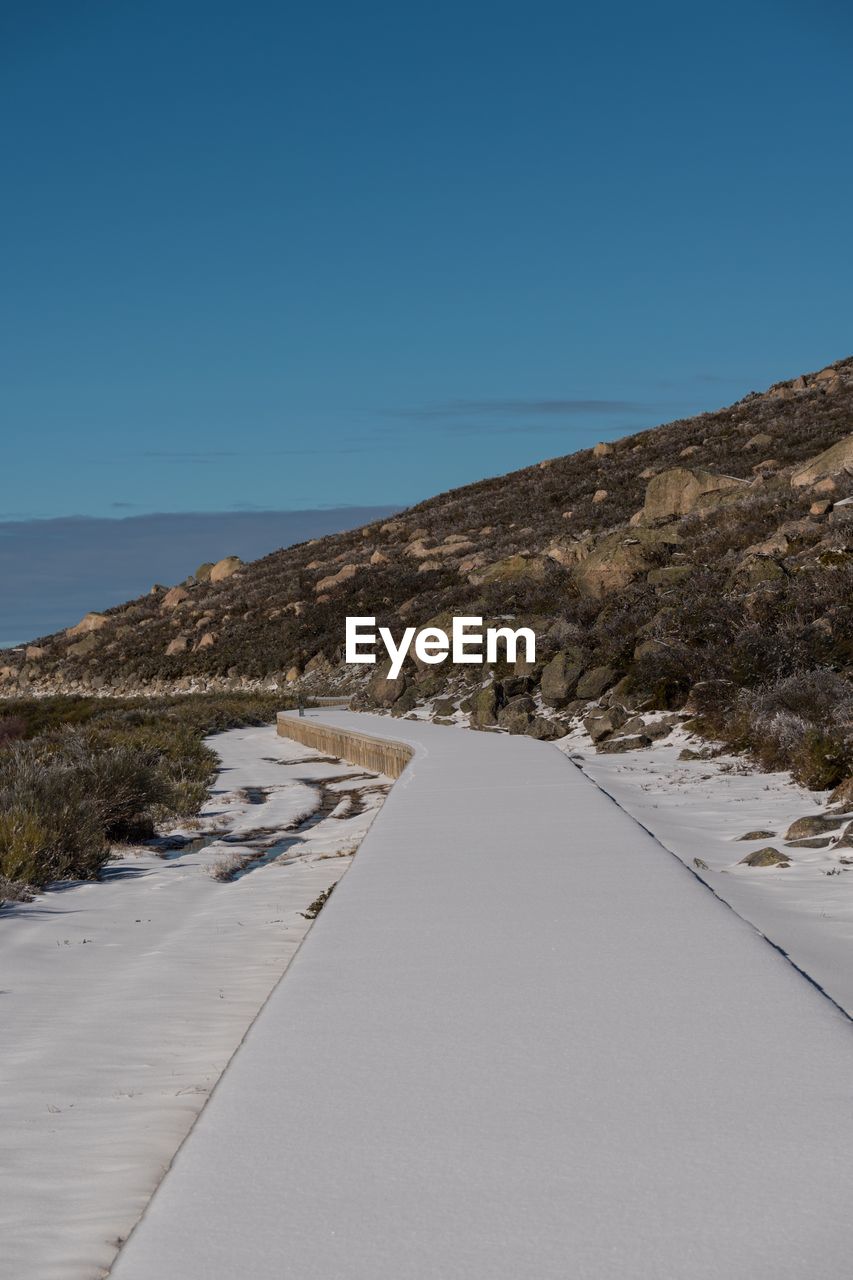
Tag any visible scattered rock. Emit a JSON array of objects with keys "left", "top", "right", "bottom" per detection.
[
  {"left": 784, "top": 815, "right": 846, "bottom": 840},
  {"left": 596, "top": 734, "right": 651, "bottom": 753},
  {"left": 739, "top": 847, "right": 790, "bottom": 867},
  {"left": 315, "top": 563, "right": 359, "bottom": 593},
  {"left": 738, "top": 830, "right": 776, "bottom": 841},
  {"left": 575, "top": 665, "right": 618, "bottom": 699},
  {"left": 165, "top": 636, "right": 188, "bottom": 656},
  {"left": 370, "top": 549, "right": 389, "bottom": 565},
  {"left": 66, "top": 612, "right": 108, "bottom": 637},
  {"left": 161, "top": 586, "right": 190, "bottom": 609},
  {"left": 209, "top": 556, "right": 242, "bottom": 583},
  {"left": 592, "top": 442, "right": 612, "bottom": 457},
  {"left": 196, "top": 631, "right": 217, "bottom": 649},
  {"left": 583, "top": 706, "right": 628, "bottom": 742},
  {"left": 641, "top": 466, "right": 749, "bottom": 522},
  {"left": 791, "top": 433, "right": 853, "bottom": 487},
  {"left": 592, "top": 488, "right": 609, "bottom": 504}
]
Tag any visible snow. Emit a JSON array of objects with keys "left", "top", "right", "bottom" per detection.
[
  {"left": 109, "top": 710, "right": 853, "bottom": 1280},
  {"left": 561, "top": 722, "right": 853, "bottom": 1015},
  {"left": 0, "top": 726, "right": 389, "bottom": 1280}
]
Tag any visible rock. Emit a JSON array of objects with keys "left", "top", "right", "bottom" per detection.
[
  {"left": 837, "top": 824, "right": 853, "bottom": 849},
  {"left": 498, "top": 700, "right": 534, "bottom": 734},
  {"left": 481, "top": 554, "right": 548, "bottom": 583},
  {"left": 829, "top": 777, "right": 853, "bottom": 808},
  {"left": 470, "top": 683, "right": 499, "bottom": 728},
  {"left": 783, "top": 814, "right": 846, "bottom": 841},
  {"left": 165, "top": 636, "right": 188, "bottom": 656},
  {"left": 366, "top": 661, "right": 407, "bottom": 708},
  {"left": 432, "top": 697, "right": 456, "bottom": 717},
  {"left": 209, "top": 556, "right": 242, "bottom": 583},
  {"left": 574, "top": 526, "right": 681, "bottom": 598},
  {"left": 584, "top": 706, "right": 628, "bottom": 742},
  {"left": 752, "top": 458, "right": 780, "bottom": 476},
  {"left": 545, "top": 535, "right": 594, "bottom": 567},
  {"left": 66, "top": 612, "right": 108, "bottom": 637},
  {"left": 161, "top": 586, "right": 190, "bottom": 609},
  {"left": 596, "top": 734, "right": 651, "bottom": 753},
  {"left": 390, "top": 687, "right": 420, "bottom": 716},
  {"left": 418, "top": 560, "right": 442, "bottom": 573},
  {"left": 526, "top": 716, "right": 563, "bottom": 740},
  {"left": 407, "top": 527, "right": 429, "bottom": 541},
  {"left": 575, "top": 665, "right": 618, "bottom": 699},
  {"left": 679, "top": 445, "right": 700, "bottom": 458},
  {"left": 787, "top": 836, "right": 834, "bottom": 849},
  {"left": 739, "top": 847, "right": 790, "bottom": 867},
  {"left": 592, "top": 442, "right": 613, "bottom": 457},
  {"left": 195, "top": 562, "right": 214, "bottom": 582},
  {"left": 733, "top": 555, "right": 786, "bottom": 586},
  {"left": 647, "top": 564, "right": 694, "bottom": 587},
  {"left": 591, "top": 488, "right": 608, "bottom": 504},
  {"left": 305, "top": 652, "right": 330, "bottom": 674},
  {"left": 830, "top": 498, "right": 853, "bottom": 524},
  {"left": 370, "top": 550, "right": 389, "bottom": 565},
  {"left": 791, "top": 433, "right": 853, "bottom": 487},
  {"left": 315, "top": 563, "right": 359, "bottom": 593},
  {"left": 196, "top": 631, "right": 217, "bottom": 649},
  {"left": 682, "top": 679, "right": 737, "bottom": 717},
  {"left": 285, "top": 666, "right": 302, "bottom": 682},
  {"left": 809, "top": 499, "right": 833, "bottom": 517},
  {"left": 540, "top": 650, "right": 585, "bottom": 706},
  {"left": 745, "top": 432, "right": 774, "bottom": 449},
  {"left": 641, "top": 466, "right": 749, "bottom": 522},
  {"left": 380, "top": 520, "right": 405, "bottom": 536},
  {"left": 693, "top": 858, "right": 709, "bottom": 871},
  {"left": 25, "top": 646, "right": 46, "bottom": 661},
  {"left": 67, "top": 633, "right": 100, "bottom": 657},
  {"left": 738, "top": 830, "right": 776, "bottom": 841}
]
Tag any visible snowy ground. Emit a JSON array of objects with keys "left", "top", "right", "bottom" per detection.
[
  {"left": 560, "top": 721, "right": 853, "bottom": 1016},
  {"left": 0, "top": 725, "right": 390, "bottom": 1280}
]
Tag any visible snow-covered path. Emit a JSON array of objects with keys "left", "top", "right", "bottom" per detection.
[
  {"left": 111, "top": 710, "right": 853, "bottom": 1280},
  {"left": 0, "top": 726, "right": 388, "bottom": 1280}
]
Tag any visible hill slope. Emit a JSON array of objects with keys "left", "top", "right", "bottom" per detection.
[{"left": 3, "top": 355, "right": 852, "bottom": 785}]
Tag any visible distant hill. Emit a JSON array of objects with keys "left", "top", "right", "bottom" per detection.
[{"left": 4, "top": 355, "right": 852, "bottom": 787}]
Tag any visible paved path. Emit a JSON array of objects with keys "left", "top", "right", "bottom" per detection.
[{"left": 111, "top": 711, "right": 853, "bottom": 1279}]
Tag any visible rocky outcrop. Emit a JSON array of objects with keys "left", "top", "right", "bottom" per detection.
[
  {"left": 791, "top": 433, "right": 853, "bottom": 487},
  {"left": 66, "top": 612, "right": 108, "bottom": 637},
  {"left": 574, "top": 527, "right": 680, "bottom": 598},
  {"left": 641, "top": 467, "right": 749, "bottom": 522},
  {"left": 209, "top": 556, "right": 242, "bottom": 583}
]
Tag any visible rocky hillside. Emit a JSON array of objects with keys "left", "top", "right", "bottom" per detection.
[{"left": 3, "top": 356, "right": 853, "bottom": 786}]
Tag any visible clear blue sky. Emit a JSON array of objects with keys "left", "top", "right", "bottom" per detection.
[{"left": 2, "top": 0, "right": 851, "bottom": 522}]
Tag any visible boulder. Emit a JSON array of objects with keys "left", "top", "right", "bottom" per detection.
[
  {"left": 165, "top": 636, "right": 188, "bottom": 656},
  {"left": 738, "top": 830, "right": 776, "bottom": 841},
  {"left": 161, "top": 586, "right": 190, "bottom": 609},
  {"left": 370, "top": 549, "right": 390, "bottom": 565},
  {"left": 366, "top": 661, "right": 407, "bottom": 708},
  {"left": 195, "top": 562, "right": 214, "bottom": 582},
  {"left": 315, "top": 563, "right": 359, "bottom": 593},
  {"left": 540, "top": 650, "right": 585, "bottom": 706},
  {"left": 745, "top": 432, "right": 774, "bottom": 449},
  {"left": 784, "top": 814, "right": 846, "bottom": 841},
  {"left": 545, "top": 535, "right": 594, "bottom": 567},
  {"left": 584, "top": 705, "right": 628, "bottom": 742},
  {"left": 470, "top": 683, "right": 499, "bottom": 728},
  {"left": 481, "top": 554, "right": 548, "bottom": 583},
  {"left": 596, "top": 734, "right": 651, "bottom": 753},
  {"left": 25, "top": 646, "right": 46, "bottom": 661},
  {"left": 285, "top": 666, "right": 302, "bottom": 683},
  {"left": 574, "top": 527, "right": 680, "bottom": 598},
  {"left": 829, "top": 777, "right": 853, "bottom": 809},
  {"left": 791, "top": 433, "right": 853, "bottom": 487},
  {"left": 647, "top": 564, "right": 694, "bottom": 587},
  {"left": 196, "top": 631, "right": 217, "bottom": 649},
  {"left": 67, "top": 633, "right": 100, "bottom": 657},
  {"left": 498, "top": 699, "right": 534, "bottom": 734},
  {"left": 641, "top": 467, "right": 749, "bottom": 522},
  {"left": 209, "top": 556, "right": 242, "bottom": 583},
  {"left": 526, "top": 716, "right": 564, "bottom": 740},
  {"left": 592, "top": 442, "right": 613, "bottom": 457},
  {"left": 66, "top": 612, "right": 108, "bottom": 637},
  {"left": 575, "top": 665, "right": 618, "bottom": 699},
  {"left": 739, "top": 847, "right": 790, "bottom": 867},
  {"left": 591, "top": 489, "right": 608, "bottom": 504}
]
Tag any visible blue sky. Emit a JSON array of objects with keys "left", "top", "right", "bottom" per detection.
[{"left": 1, "top": 0, "right": 851, "bottom": 529}]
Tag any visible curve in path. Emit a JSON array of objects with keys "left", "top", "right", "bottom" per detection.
[{"left": 110, "top": 710, "right": 853, "bottom": 1280}]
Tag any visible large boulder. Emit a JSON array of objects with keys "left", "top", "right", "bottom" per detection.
[
  {"left": 470, "top": 683, "right": 500, "bottom": 727},
  {"left": 540, "top": 649, "right": 585, "bottom": 706},
  {"left": 209, "top": 556, "right": 242, "bottom": 583},
  {"left": 739, "top": 847, "right": 790, "bottom": 868},
  {"left": 791, "top": 433, "right": 853, "bottom": 487},
  {"left": 574, "top": 527, "right": 680, "bottom": 598},
  {"left": 526, "top": 716, "right": 564, "bottom": 740},
  {"left": 366, "top": 661, "right": 407, "bottom": 708},
  {"left": 641, "top": 467, "right": 749, "bottom": 521},
  {"left": 161, "top": 586, "right": 190, "bottom": 609},
  {"left": 66, "top": 611, "right": 108, "bottom": 637},
  {"left": 576, "top": 665, "right": 619, "bottom": 699},
  {"left": 498, "top": 697, "right": 534, "bottom": 734},
  {"left": 481, "top": 554, "right": 548, "bottom": 583}
]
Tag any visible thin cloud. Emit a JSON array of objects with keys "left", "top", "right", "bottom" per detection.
[{"left": 387, "top": 397, "right": 652, "bottom": 420}]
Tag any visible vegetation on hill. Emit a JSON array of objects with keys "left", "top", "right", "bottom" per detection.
[{"left": 1, "top": 355, "right": 852, "bottom": 798}]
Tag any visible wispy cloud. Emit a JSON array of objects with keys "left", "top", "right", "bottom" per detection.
[{"left": 387, "top": 397, "right": 652, "bottom": 420}]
